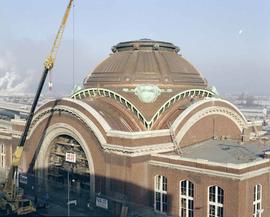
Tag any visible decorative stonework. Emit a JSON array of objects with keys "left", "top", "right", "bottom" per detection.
[
  {"left": 175, "top": 105, "right": 247, "bottom": 144},
  {"left": 149, "top": 159, "right": 270, "bottom": 180},
  {"left": 28, "top": 101, "right": 176, "bottom": 156},
  {"left": 171, "top": 98, "right": 247, "bottom": 131},
  {"left": 103, "top": 142, "right": 175, "bottom": 157},
  {"left": 71, "top": 88, "right": 217, "bottom": 129},
  {"left": 28, "top": 104, "right": 108, "bottom": 147},
  {"left": 134, "top": 84, "right": 161, "bottom": 103},
  {"left": 123, "top": 84, "right": 173, "bottom": 103},
  {"left": 28, "top": 96, "right": 247, "bottom": 157},
  {"left": 34, "top": 123, "right": 96, "bottom": 200}
]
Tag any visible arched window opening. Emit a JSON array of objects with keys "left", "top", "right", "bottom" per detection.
[
  {"left": 253, "top": 184, "right": 263, "bottom": 217},
  {"left": 0, "top": 144, "right": 5, "bottom": 169},
  {"left": 180, "top": 180, "right": 194, "bottom": 217},
  {"left": 208, "top": 186, "right": 224, "bottom": 217},
  {"left": 154, "top": 175, "right": 168, "bottom": 213},
  {"left": 46, "top": 135, "right": 91, "bottom": 203}
]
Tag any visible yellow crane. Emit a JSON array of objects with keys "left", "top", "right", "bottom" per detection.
[{"left": 0, "top": 0, "right": 74, "bottom": 215}]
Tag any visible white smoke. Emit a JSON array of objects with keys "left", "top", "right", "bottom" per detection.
[
  {"left": 0, "top": 71, "right": 31, "bottom": 93},
  {"left": 0, "top": 53, "right": 33, "bottom": 95}
]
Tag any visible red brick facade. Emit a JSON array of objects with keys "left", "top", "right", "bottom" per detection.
[{"left": 0, "top": 40, "right": 266, "bottom": 217}]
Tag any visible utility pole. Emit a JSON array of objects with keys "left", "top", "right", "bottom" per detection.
[
  {"left": 67, "top": 166, "right": 70, "bottom": 217},
  {"left": 65, "top": 151, "right": 76, "bottom": 217}
]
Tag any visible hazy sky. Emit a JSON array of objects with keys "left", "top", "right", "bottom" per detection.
[{"left": 0, "top": 0, "right": 269, "bottom": 96}]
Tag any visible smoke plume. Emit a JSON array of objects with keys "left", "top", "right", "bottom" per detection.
[{"left": 0, "top": 53, "right": 33, "bottom": 95}]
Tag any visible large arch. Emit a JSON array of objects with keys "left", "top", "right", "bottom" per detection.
[
  {"left": 34, "top": 123, "right": 96, "bottom": 200},
  {"left": 175, "top": 106, "right": 246, "bottom": 145},
  {"left": 171, "top": 98, "right": 247, "bottom": 146},
  {"left": 172, "top": 98, "right": 247, "bottom": 131},
  {"left": 71, "top": 88, "right": 216, "bottom": 129},
  {"left": 28, "top": 99, "right": 110, "bottom": 148}
]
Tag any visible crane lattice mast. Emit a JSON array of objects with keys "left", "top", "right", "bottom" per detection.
[{"left": 3, "top": 0, "right": 74, "bottom": 202}]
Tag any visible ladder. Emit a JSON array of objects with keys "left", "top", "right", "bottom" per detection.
[{"left": 168, "top": 124, "right": 183, "bottom": 156}]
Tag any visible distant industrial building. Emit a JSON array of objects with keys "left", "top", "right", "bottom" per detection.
[
  {"left": 239, "top": 107, "right": 267, "bottom": 121},
  {"left": 0, "top": 39, "right": 268, "bottom": 217},
  {"left": 226, "top": 94, "right": 270, "bottom": 122}
]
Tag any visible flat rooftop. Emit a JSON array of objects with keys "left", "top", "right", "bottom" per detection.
[{"left": 165, "top": 139, "right": 270, "bottom": 164}]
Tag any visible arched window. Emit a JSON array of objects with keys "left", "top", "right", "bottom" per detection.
[
  {"left": 208, "top": 186, "right": 224, "bottom": 217},
  {"left": 253, "top": 184, "right": 263, "bottom": 217},
  {"left": 180, "top": 180, "right": 194, "bottom": 217},
  {"left": 0, "top": 144, "right": 5, "bottom": 169},
  {"left": 154, "top": 175, "right": 168, "bottom": 213}
]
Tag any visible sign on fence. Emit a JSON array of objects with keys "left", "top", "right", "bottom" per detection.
[
  {"left": 19, "top": 174, "right": 28, "bottom": 184},
  {"left": 96, "top": 197, "right": 108, "bottom": 209},
  {"left": 65, "top": 153, "right": 76, "bottom": 163},
  {"left": 67, "top": 200, "right": 77, "bottom": 206}
]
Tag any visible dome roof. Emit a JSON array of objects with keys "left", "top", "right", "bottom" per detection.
[{"left": 84, "top": 39, "right": 207, "bottom": 89}]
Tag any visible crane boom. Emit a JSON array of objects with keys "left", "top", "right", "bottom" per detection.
[
  {"left": 3, "top": 0, "right": 74, "bottom": 204},
  {"left": 44, "top": 0, "right": 74, "bottom": 70}
]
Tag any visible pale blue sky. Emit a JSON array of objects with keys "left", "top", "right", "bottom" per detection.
[{"left": 0, "top": 0, "right": 269, "bottom": 95}]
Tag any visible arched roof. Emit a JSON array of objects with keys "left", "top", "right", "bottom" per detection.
[
  {"left": 31, "top": 98, "right": 143, "bottom": 134},
  {"left": 171, "top": 98, "right": 248, "bottom": 145},
  {"left": 84, "top": 39, "right": 207, "bottom": 89},
  {"left": 171, "top": 98, "right": 248, "bottom": 131},
  {"left": 71, "top": 88, "right": 217, "bottom": 130},
  {"left": 24, "top": 39, "right": 251, "bottom": 158},
  {"left": 28, "top": 98, "right": 177, "bottom": 155}
]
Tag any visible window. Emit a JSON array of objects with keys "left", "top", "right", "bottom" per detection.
[
  {"left": 208, "top": 186, "right": 224, "bottom": 217},
  {"left": 253, "top": 184, "right": 263, "bottom": 217},
  {"left": 180, "top": 180, "right": 194, "bottom": 217},
  {"left": 154, "top": 175, "right": 168, "bottom": 213},
  {"left": 0, "top": 144, "right": 5, "bottom": 169}
]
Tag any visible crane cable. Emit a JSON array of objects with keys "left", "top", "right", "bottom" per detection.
[{"left": 72, "top": 2, "right": 75, "bottom": 90}]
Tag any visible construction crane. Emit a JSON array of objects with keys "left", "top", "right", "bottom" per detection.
[{"left": 0, "top": 0, "right": 74, "bottom": 215}]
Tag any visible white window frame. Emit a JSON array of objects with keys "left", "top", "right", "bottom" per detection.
[
  {"left": 0, "top": 144, "right": 5, "bottom": 169},
  {"left": 154, "top": 175, "right": 168, "bottom": 213},
  {"left": 253, "top": 184, "right": 263, "bottom": 217},
  {"left": 180, "top": 180, "right": 194, "bottom": 217},
  {"left": 208, "top": 185, "right": 224, "bottom": 217}
]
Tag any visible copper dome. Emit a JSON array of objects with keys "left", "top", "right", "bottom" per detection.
[{"left": 84, "top": 39, "right": 207, "bottom": 89}]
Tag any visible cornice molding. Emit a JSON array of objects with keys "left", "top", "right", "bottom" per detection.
[{"left": 149, "top": 160, "right": 270, "bottom": 180}]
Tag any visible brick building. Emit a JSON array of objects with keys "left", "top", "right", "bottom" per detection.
[{"left": 0, "top": 39, "right": 268, "bottom": 217}]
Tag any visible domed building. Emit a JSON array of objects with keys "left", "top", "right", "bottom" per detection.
[{"left": 0, "top": 39, "right": 269, "bottom": 217}]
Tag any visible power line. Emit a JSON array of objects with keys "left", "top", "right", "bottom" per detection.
[{"left": 72, "top": 2, "right": 75, "bottom": 89}]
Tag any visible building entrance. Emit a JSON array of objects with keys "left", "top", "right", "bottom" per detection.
[{"left": 46, "top": 134, "right": 90, "bottom": 205}]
